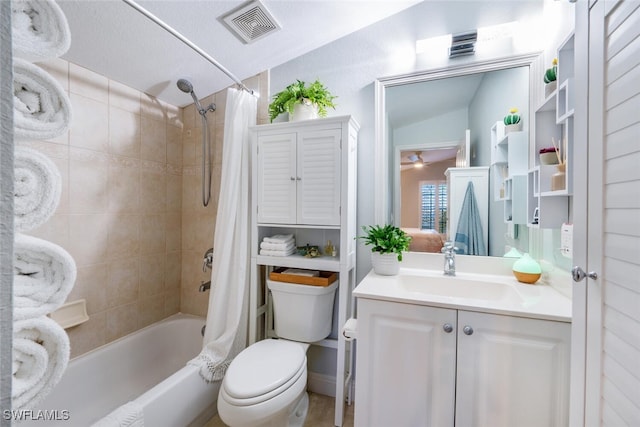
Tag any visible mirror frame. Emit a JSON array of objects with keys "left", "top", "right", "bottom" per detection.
[{"left": 374, "top": 52, "right": 541, "bottom": 225}]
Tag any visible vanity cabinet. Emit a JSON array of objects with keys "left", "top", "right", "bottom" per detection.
[
  {"left": 256, "top": 127, "right": 342, "bottom": 225},
  {"left": 355, "top": 298, "right": 571, "bottom": 427}
]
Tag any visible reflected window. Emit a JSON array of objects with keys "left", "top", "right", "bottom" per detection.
[{"left": 420, "top": 181, "right": 447, "bottom": 233}]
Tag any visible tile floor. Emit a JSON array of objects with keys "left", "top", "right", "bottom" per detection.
[{"left": 204, "top": 392, "right": 355, "bottom": 427}]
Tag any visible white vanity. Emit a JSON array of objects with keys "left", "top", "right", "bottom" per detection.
[{"left": 353, "top": 253, "right": 572, "bottom": 427}]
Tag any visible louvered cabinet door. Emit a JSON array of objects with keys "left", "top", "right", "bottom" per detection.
[
  {"left": 256, "top": 133, "right": 297, "bottom": 224},
  {"left": 296, "top": 128, "right": 342, "bottom": 225}
]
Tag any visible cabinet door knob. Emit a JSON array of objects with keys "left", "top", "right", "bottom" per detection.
[
  {"left": 296, "top": 176, "right": 302, "bottom": 181},
  {"left": 463, "top": 325, "right": 474, "bottom": 335},
  {"left": 443, "top": 323, "right": 453, "bottom": 333},
  {"left": 290, "top": 176, "right": 296, "bottom": 181}
]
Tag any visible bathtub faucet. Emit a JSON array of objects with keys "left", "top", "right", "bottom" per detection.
[{"left": 199, "top": 281, "right": 211, "bottom": 292}]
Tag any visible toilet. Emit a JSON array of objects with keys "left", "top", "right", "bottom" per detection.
[{"left": 218, "top": 278, "right": 338, "bottom": 427}]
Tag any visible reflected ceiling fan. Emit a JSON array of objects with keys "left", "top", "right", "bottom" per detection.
[{"left": 401, "top": 151, "right": 429, "bottom": 168}]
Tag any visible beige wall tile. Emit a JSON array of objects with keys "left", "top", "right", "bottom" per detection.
[
  {"left": 109, "top": 80, "right": 141, "bottom": 114},
  {"left": 68, "top": 147, "right": 109, "bottom": 213},
  {"left": 139, "top": 253, "right": 165, "bottom": 297},
  {"left": 108, "top": 156, "right": 140, "bottom": 213},
  {"left": 72, "top": 263, "right": 109, "bottom": 315},
  {"left": 139, "top": 213, "right": 166, "bottom": 255},
  {"left": 67, "top": 311, "right": 106, "bottom": 358},
  {"left": 107, "top": 256, "right": 139, "bottom": 307},
  {"left": 69, "top": 94, "right": 109, "bottom": 152},
  {"left": 182, "top": 104, "right": 196, "bottom": 131},
  {"left": 141, "top": 116, "right": 166, "bottom": 163},
  {"left": 166, "top": 124, "right": 183, "bottom": 166},
  {"left": 164, "top": 252, "right": 182, "bottom": 291},
  {"left": 137, "top": 295, "right": 165, "bottom": 328},
  {"left": 109, "top": 107, "right": 140, "bottom": 158},
  {"left": 166, "top": 173, "right": 182, "bottom": 214},
  {"left": 69, "top": 63, "right": 109, "bottom": 103},
  {"left": 140, "top": 167, "right": 167, "bottom": 214},
  {"left": 165, "top": 213, "right": 182, "bottom": 253},
  {"left": 67, "top": 214, "right": 109, "bottom": 267},
  {"left": 107, "top": 213, "right": 139, "bottom": 259},
  {"left": 141, "top": 93, "right": 166, "bottom": 121},
  {"left": 164, "top": 288, "right": 181, "bottom": 317},
  {"left": 106, "top": 302, "right": 138, "bottom": 342}
]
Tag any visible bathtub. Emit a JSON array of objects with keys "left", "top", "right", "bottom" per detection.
[{"left": 19, "top": 314, "right": 220, "bottom": 427}]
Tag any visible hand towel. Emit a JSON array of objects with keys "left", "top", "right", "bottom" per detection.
[
  {"left": 11, "top": 0, "right": 71, "bottom": 62},
  {"left": 12, "top": 316, "right": 70, "bottom": 411},
  {"left": 14, "top": 233, "right": 77, "bottom": 321},
  {"left": 13, "top": 58, "right": 72, "bottom": 140},
  {"left": 263, "top": 234, "right": 294, "bottom": 244},
  {"left": 14, "top": 146, "right": 61, "bottom": 232},
  {"left": 454, "top": 182, "right": 487, "bottom": 256},
  {"left": 91, "top": 401, "right": 145, "bottom": 427},
  {"left": 259, "top": 240, "right": 295, "bottom": 251}
]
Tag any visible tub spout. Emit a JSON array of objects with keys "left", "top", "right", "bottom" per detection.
[{"left": 199, "top": 281, "right": 210, "bottom": 292}]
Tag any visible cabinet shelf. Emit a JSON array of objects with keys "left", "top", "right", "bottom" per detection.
[{"left": 257, "top": 253, "right": 341, "bottom": 272}]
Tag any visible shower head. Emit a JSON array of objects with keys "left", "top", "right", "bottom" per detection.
[
  {"left": 176, "top": 78, "right": 193, "bottom": 93},
  {"left": 176, "top": 78, "right": 214, "bottom": 115}
]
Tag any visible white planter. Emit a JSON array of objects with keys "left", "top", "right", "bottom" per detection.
[
  {"left": 371, "top": 252, "right": 400, "bottom": 276},
  {"left": 290, "top": 100, "right": 319, "bottom": 122},
  {"left": 504, "top": 122, "right": 522, "bottom": 134},
  {"left": 544, "top": 80, "right": 557, "bottom": 97}
]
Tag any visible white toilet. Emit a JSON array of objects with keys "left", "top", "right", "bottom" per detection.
[{"left": 218, "top": 279, "right": 338, "bottom": 427}]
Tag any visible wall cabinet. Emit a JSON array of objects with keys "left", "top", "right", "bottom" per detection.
[
  {"left": 256, "top": 127, "right": 342, "bottom": 225},
  {"left": 355, "top": 298, "right": 571, "bottom": 427},
  {"left": 250, "top": 116, "right": 359, "bottom": 427}
]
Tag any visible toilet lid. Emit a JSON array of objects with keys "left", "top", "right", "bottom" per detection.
[{"left": 224, "top": 339, "right": 306, "bottom": 400}]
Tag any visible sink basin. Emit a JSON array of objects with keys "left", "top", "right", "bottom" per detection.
[{"left": 398, "top": 274, "right": 522, "bottom": 302}]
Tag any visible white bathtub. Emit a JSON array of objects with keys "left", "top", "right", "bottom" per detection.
[{"left": 19, "top": 314, "right": 220, "bottom": 427}]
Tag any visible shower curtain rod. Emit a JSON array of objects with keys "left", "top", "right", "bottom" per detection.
[{"left": 121, "top": 0, "right": 256, "bottom": 96}]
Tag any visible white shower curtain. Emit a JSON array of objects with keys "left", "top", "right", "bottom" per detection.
[{"left": 189, "top": 88, "right": 257, "bottom": 382}]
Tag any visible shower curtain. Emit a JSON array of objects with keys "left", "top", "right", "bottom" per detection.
[{"left": 189, "top": 88, "right": 257, "bottom": 382}]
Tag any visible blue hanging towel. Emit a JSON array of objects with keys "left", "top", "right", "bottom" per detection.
[{"left": 454, "top": 182, "right": 487, "bottom": 256}]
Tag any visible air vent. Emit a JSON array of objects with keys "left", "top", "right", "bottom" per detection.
[
  {"left": 449, "top": 30, "right": 477, "bottom": 58},
  {"left": 221, "top": 0, "right": 281, "bottom": 44}
]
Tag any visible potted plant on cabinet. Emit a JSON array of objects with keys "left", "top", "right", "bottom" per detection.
[
  {"left": 268, "top": 79, "right": 337, "bottom": 122},
  {"left": 358, "top": 224, "right": 412, "bottom": 276},
  {"left": 503, "top": 107, "right": 522, "bottom": 133},
  {"left": 544, "top": 58, "right": 558, "bottom": 97}
]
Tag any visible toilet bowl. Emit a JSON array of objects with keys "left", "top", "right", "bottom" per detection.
[{"left": 218, "top": 279, "right": 338, "bottom": 427}]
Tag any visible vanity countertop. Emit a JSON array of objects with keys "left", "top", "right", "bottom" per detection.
[{"left": 354, "top": 266, "right": 572, "bottom": 323}]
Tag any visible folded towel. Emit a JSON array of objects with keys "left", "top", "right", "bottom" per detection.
[
  {"left": 14, "top": 233, "right": 77, "bottom": 321},
  {"left": 11, "top": 0, "right": 71, "bottom": 62},
  {"left": 91, "top": 401, "right": 145, "bottom": 427},
  {"left": 14, "top": 147, "right": 61, "bottom": 232},
  {"left": 260, "top": 241, "right": 295, "bottom": 251},
  {"left": 13, "top": 58, "right": 72, "bottom": 140},
  {"left": 12, "top": 316, "right": 70, "bottom": 411},
  {"left": 263, "top": 234, "right": 294, "bottom": 244},
  {"left": 260, "top": 247, "right": 295, "bottom": 257}
]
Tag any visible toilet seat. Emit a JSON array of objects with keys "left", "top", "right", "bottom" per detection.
[{"left": 222, "top": 339, "right": 307, "bottom": 407}]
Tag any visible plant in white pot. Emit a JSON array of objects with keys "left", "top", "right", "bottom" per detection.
[
  {"left": 268, "top": 79, "right": 337, "bottom": 122},
  {"left": 503, "top": 107, "right": 522, "bottom": 133},
  {"left": 359, "top": 224, "right": 412, "bottom": 276}
]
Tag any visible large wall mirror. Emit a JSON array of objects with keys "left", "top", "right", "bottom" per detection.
[{"left": 374, "top": 54, "right": 539, "bottom": 257}]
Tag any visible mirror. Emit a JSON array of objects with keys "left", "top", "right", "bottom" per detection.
[{"left": 374, "top": 55, "right": 539, "bottom": 256}]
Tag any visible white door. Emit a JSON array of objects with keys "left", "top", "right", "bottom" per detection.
[
  {"left": 577, "top": 1, "right": 640, "bottom": 425},
  {"left": 256, "top": 133, "right": 297, "bottom": 224},
  {"left": 354, "top": 299, "right": 457, "bottom": 427},
  {"left": 296, "top": 128, "right": 342, "bottom": 225},
  {"left": 455, "top": 311, "right": 571, "bottom": 427}
]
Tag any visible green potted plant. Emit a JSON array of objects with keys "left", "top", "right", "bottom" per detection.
[
  {"left": 544, "top": 58, "right": 558, "bottom": 97},
  {"left": 358, "top": 224, "right": 412, "bottom": 275},
  {"left": 268, "top": 79, "right": 337, "bottom": 122},
  {"left": 503, "top": 107, "right": 522, "bottom": 133}
]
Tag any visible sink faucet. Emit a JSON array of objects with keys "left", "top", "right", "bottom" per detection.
[{"left": 441, "top": 242, "right": 457, "bottom": 276}]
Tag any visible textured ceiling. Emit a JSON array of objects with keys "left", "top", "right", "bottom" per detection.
[{"left": 57, "top": 0, "right": 422, "bottom": 107}]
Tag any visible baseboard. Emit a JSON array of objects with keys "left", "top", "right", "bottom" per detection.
[{"left": 307, "top": 371, "right": 336, "bottom": 397}]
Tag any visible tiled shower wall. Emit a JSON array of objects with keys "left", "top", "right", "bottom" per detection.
[
  {"left": 22, "top": 58, "right": 183, "bottom": 358},
  {"left": 20, "top": 58, "right": 269, "bottom": 357},
  {"left": 180, "top": 71, "right": 270, "bottom": 317}
]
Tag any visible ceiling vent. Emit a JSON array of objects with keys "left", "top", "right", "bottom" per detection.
[
  {"left": 449, "top": 30, "right": 477, "bottom": 58},
  {"left": 221, "top": 0, "right": 281, "bottom": 44}
]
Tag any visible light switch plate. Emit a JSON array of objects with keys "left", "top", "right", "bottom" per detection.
[{"left": 561, "top": 223, "right": 573, "bottom": 258}]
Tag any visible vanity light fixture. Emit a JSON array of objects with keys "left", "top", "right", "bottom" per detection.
[{"left": 416, "top": 21, "right": 517, "bottom": 57}]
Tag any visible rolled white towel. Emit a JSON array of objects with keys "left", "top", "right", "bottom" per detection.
[
  {"left": 263, "top": 234, "right": 294, "bottom": 244},
  {"left": 14, "top": 147, "right": 61, "bottom": 232},
  {"left": 11, "top": 0, "right": 71, "bottom": 62},
  {"left": 14, "top": 233, "right": 77, "bottom": 321},
  {"left": 259, "top": 241, "right": 295, "bottom": 251},
  {"left": 91, "top": 401, "right": 145, "bottom": 427},
  {"left": 12, "top": 316, "right": 70, "bottom": 411},
  {"left": 13, "top": 58, "right": 72, "bottom": 140}
]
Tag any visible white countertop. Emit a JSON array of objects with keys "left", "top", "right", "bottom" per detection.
[{"left": 354, "top": 266, "right": 572, "bottom": 323}]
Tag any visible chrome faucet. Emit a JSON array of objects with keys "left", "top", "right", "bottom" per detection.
[
  {"left": 441, "top": 242, "right": 458, "bottom": 276},
  {"left": 199, "top": 281, "right": 211, "bottom": 292}
]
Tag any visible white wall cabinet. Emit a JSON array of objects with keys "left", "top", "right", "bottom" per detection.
[
  {"left": 250, "top": 116, "right": 359, "bottom": 426},
  {"left": 256, "top": 127, "right": 342, "bottom": 226},
  {"left": 355, "top": 298, "right": 571, "bottom": 427}
]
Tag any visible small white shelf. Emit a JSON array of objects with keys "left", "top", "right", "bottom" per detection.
[{"left": 257, "top": 253, "right": 341, "bottom": 272}]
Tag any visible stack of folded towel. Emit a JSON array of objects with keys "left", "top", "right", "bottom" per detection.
[{"left": 259, "top": 234, "right": 295, "bottom": 256}]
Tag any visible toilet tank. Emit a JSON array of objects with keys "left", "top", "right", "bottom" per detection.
[{"left": 267, "top": 279, "right": 338, "bottom": 342}]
